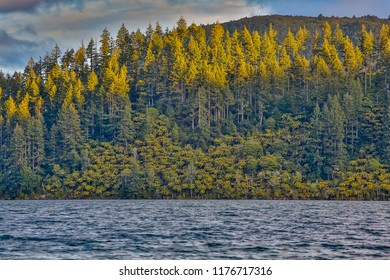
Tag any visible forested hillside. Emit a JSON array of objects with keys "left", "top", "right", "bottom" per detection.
[
  {"left": 1, "top": 15, "right": 390, "bottom": 200},
  {"left": 217, "top": 14, "right": 390, "bottom": 43}
]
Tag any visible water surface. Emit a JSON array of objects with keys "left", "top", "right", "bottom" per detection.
[{"left": 0, "top": 200, "right": 389, "bottom": 259}]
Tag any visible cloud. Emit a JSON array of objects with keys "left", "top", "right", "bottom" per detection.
[
  {"left": 0, "top": 0, "right": 90, "bottom": 13},
  {"left": 0, "top": 29, "right": 53, "bottom": 72}
]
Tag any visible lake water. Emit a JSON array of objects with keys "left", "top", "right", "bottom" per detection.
[{"left": 0, "top": 200, "right": 389, "bottom": 259}]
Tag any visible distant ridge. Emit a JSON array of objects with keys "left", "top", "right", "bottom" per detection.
[{"left": 208, "top": 14, "right": 390, "bottom": 43}]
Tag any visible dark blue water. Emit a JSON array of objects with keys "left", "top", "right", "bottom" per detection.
[{"left": 0, "top": 200, "right": 389, "bottom": 259}]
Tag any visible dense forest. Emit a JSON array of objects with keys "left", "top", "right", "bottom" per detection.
[
  {"left": 1, "top": 15, "right": 390, "bottom": 200},
  {"left": 217, "top": 14, "right": 390, "bottom": 42}
]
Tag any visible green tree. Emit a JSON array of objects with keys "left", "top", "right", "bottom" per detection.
[
  {"left": 322, "top": 95, "right": 347, "bottom": 179},
  {"left": 360, "top": 24, "right": 375, "bottom": 95},
  {"left": 99, "top": 27, "right": 112, "bottom": 72},
  {"left": 57, "top": 102, "right": 83, "bottom": 170}
]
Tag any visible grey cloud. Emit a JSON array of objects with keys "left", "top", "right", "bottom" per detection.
[
  {"left": 0, "top": 29, "right": 53, "bottom": 72},
  {"left": 16, "top": 26, "right": 38, "bottom": 37},
  {"left": 0, "top": 0, "right": 91, "bottom": 13}
]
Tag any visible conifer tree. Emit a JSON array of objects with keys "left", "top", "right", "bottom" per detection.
[
  {"left": 360, "top": 24, "right": 375, "bottom": 94},
  {"left": 116, "top": 23, "right": 131, "bottom": 66},
  {"left": 87, "top": 38, "right": 98, "bottom": 73},
  {"left": 74, "top": 43, "right": 87, "bottom": 81},
  {"left": 57, "top": 102, "right": 83, "bottom": 170},
  {"left": 28, "top": 117, "right": 45, "bottom": 171},
  {"left": 99, "top": 27, "right": 112, "bottom": 72}
]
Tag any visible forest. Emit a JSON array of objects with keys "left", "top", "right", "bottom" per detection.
[{"left": 1, "top": 15, "right": 390, "bottom": 200}]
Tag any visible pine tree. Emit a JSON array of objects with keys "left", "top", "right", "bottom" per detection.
[
  {"left": 378, "top": 25, "right": 390, "bottom": 92},
  {"left": 360, "top": 24, "right": 375, "bottom": 95},
  {"left": 116, "top": 23, "right": 131, "bottom": 66},
  {"left": 74, "top": 43, "right": 87, "bottom": 81},
  {"left": 2, "top": 124, "right": 37, "bottom": 198},
  {"left": 283, "top": 28, "right": 298, "bottom": 58},
  {"left": 5, "top": 96, "right": 17, "bottom": 121},
  {"left": 322, "top": 95, "right": 347, "bottom": 178},
  {"left": 17, "top": 93, "right": 30, "bottom": 124},
  {"left": 143, "top": 23, "right": 164, "bottom": 107},
  {"left": 332, "top": 24, "right": 345, "bottom": 50},
  {"left": 45, "top": 74, "right": 57, "bottom": 107},
  {"left": 176, "top": 17, "right": 188, "bottom": 42},
  {"left": 185, "top": 160, "right": 197, "bottom": 198},
  {"left": 10, "top": 124, "right": 28, "bottom": 167},
  {"left": 115, "top": 97, "right": 134, "bottom": 147},
  {"left": 308, "top": 103, "right": 324, "bottom": 179},
  {"left": 129, "top": 29, "right": 146, "bottom": 93},
  {"left": 25, "top": 68, "right": 40, "bottom": 101},
  {"left": 57, "top": 102, "right": 83, "bottom": 170},
  {"left": 87, "top": 38, "right": 98, "bottom": 73},
  {"left": 343, "top": 36, "right": 362, "bottom": 74},
  {"left": 99, "top": 27, "right": 112, "bottom": 72},
  {"left": 28, "top": 117, "right": 45, "bottom": 171}
]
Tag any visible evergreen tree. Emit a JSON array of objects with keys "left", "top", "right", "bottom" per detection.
[
  {"left": 57, "top": 102, "right": 83, "bottom": 171},
  {"left": 322, "top": 95, "right": 347, "bottom": 178},
  {"left": 87, "top": 38, "right": 98, "bottom": 73},
  {"left": 99, "top": 27, "right": 112, "bottom": 72}
]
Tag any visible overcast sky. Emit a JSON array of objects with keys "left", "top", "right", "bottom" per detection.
[{"left": 0, "top": 0, "right": 389, "bottom": 73}]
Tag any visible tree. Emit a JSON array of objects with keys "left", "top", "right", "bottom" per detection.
[
  {"left": 45, "top": 74, "right": 57, "bottom": 107},
  {"left": 98, "top": 48, "right": 131, "bottom": 140},
  {"left": 170, "top": 36, "right": 187, "bottom": 103},
  {"left": 185, "top": 160, "right": 197, "bottom": 198},
  {"left": 343, "top": 36, "right": 363, "bottom": 74},
  {"left": 28, "top": 117, "right": 45, "bottom": 171},
  {"left": 176, "top": 17, "right": 188, "bottom": 42},
  {"left": 25, "top": 69, "right": 40, "bottom": 101},
  {"left": 116, "top": 23, "right": 131, "bottom": 66},
  {"left": 57, "top": 102, "right": 83, "bottom": 170},
  {"left": 378, "top": 25, "right": 390, "bottom": 92},
  {"left": 99, "top": 27, "right": 112, "bottom": 72},
  {"left": 115, "top": 97, "right": 134, "bottom": 147},
  {"left": 119, "top": 159, "right": 146, "bottom": 199},
  {"left": 360, "top": 24, "right": 375, "bottom": 95},
  {"left": 87, "top": 38, "right": 98, "bottom": 73},
  {"left": 1, "top": 124, "right": 40, "bottom": 198},
  {"left": 87, "top": 70, "right": 98, "bottom": 92},
  {"left": 10, "top": 124, "right": 28, "bottom": 167},
  {"left": 322, "top": 95, "right": 347, "bottom": 179},
  {"left": 5, "top": 96, "right": 17, "bottom": 121},
  {"left": 17, "top": 93, "right": 30, "bottom": 125},
  {"left": 308, "top": 103, "right": 324, "bottom": 179},
  {"left": 74, "top": 43, "right": 87, "bottom": 80}
]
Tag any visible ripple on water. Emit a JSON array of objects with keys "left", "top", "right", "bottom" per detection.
[{"left": 0, "top": 200, "right": 389, "bottom": 259}]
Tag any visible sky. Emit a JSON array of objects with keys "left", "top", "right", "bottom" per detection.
[{"left": 0, "top": 0, "right": 389, "bottom": 73}]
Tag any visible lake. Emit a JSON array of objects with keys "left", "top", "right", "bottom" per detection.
[{"left": 0, "top": 200, "right": 389, "bottom": 259}]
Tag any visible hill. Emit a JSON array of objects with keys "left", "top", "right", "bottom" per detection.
[
  {"left": 0, "top": 15, "right": 390, "bottom": 200},
  {"left": 214, "top": 14, "right": 390, "bottom": 43}
]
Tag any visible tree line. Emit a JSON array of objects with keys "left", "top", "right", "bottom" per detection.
[{"left": 0, "top": 16, "right": 390, "bottom": 200}]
